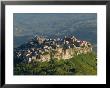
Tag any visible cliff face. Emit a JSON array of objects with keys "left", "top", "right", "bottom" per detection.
[{"left": 33, "top": 46, "right": 92, "bottom": 62}]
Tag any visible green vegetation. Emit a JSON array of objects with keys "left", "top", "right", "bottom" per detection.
[{"left": 14, "top": 52, "right": 97, "bottom": 75}]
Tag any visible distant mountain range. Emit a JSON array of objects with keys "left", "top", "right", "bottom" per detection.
[{"left": 13, "top": 13, "right": 97, "bottom": 52}]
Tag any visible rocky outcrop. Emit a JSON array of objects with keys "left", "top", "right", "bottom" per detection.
[{"left": 34, "top": 46, "right": 92, "bottom": 62}]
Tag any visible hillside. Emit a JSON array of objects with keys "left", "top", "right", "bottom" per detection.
[{"left": 14, "top": 52, "right": 97, "bottom": 75}]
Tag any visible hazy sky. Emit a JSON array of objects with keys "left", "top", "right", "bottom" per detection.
[{"left": 13, "top": 13, "right": 97, "bottom": 37}]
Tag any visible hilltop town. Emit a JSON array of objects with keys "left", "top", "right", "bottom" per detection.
[{"left": 14, "top": 35, "right": 93, "bottom": 63}]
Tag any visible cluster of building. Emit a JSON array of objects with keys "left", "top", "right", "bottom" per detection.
[{"left": 14, "top": 35, "right": 92, "bottom": 63}]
